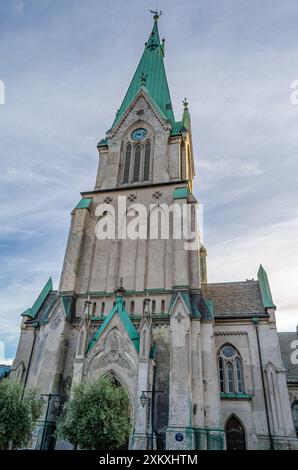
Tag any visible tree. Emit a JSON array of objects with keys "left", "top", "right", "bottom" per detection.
[
  {"left": 0, "top": 379, "right": 43, "bottom": 450},
  {"left": 56, "top": 378, "right": 131, "bottom": 449}
]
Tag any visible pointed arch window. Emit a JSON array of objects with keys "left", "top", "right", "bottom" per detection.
[
  {"left": 122, "top": 138, "right": 153, "bottom": 184},
  {"left": 292, "top": 402, "right": 298, "bottom": 437},
  {"left": 235, "top": 357, "right": 243, "bottom": 393},
  {"left": 218, "top": 357, "right": 224, "bottom": 392},
  {"left": 225, "top": 416, "right": 246, "bottom": 450},
  {"left": 133, "top": 144, "right": 141, "bottom": 182},
  {"left": 227, "top": 362, "right": 234, "bottom": 392},
  {"left": 123, "top": 143, "right": 132, "bottom": 183},
  {"left": 143, "top": 141, "right": 151, "bottom": 181},
  {"left": 217, "top": 345, "right": 244, "bottom": 394}
]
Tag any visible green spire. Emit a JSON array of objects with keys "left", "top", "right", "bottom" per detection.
[
  {"left": 111, "top": 16, "right": 175, "bottom": 129},
  {"left": 182, "top": 97, "right": 191, "bottom": 130},
  {"left": 258, "top": 264, "right": 276, "bottom": 309},
  {"left": 21, "top": 277, "right": 53, "bottom": 319}
]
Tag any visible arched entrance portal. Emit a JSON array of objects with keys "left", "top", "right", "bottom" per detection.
[
  {"left": 101, "top": 372, "right": 132, "bottom": 450},
  {"left": 225, "top": 416, "right": 246, "bottom": 450}
]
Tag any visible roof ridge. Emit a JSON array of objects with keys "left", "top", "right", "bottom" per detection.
[{"left": 204, "top": 280, "right": 259, "bottom": 286}]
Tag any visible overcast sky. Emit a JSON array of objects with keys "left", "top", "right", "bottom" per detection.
[{"left": 0, "top": 0, "right": 298, "bottom": 363}]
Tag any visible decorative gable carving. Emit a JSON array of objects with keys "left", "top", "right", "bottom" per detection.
[{"left": 108, "top": 88, "right": 172, "bottom": 140}]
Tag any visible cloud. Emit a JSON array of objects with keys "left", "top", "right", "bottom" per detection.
[
  {"left": 12, "top": 0, "right": 24, "bottom": 15},
  {"left": 206, "top": 217, "right": 298, "bottom": 331},
  {"left": 199, "top": 159, "right": 264, "bottom": 178}
]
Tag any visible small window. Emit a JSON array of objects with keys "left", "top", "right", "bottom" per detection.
[
  {"left": 235, "top": 357, "right": 243, "bottom": 393},
  {"left": 227, "top": 363, "right": 234, "bottom": 392},
  {"left": 223, "top": 346, "right": 234, "bottom": 358},
  {"left": 143, "top": 141, "right": 151, "bottom": 181},
  {"left": 101, "top": 302, "right": 105, "bottom": 315},
  {"left": 130, "top": 301, "right": 135, "bottom": 315},
  {"left": 123, "top": 144, "right": 132, "bottom": 183},
  {"left": 133, "top": 145, "right": 141, "bottom": 182},
  {"left": 218, "top": 357, "right": 224, "bottom": 392},
  {"left": 92, "top": 302, "right": 96, "bottom": 315},
  {"left": 161, "top": 300, "right": 165, "bottom": 314},
  {"left": 152, "top": 300, "right": 156, "bottom": 314}
]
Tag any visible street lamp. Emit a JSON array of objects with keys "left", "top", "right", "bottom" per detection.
[
  {"left": 139, "top": 386, "right": 164, "bottom": 450},
  {"left": 39, "top": 393, "right": 60, "bottom": 450},
  {"left": 53, "top": 398, "right": 60, "bottom": 412}
]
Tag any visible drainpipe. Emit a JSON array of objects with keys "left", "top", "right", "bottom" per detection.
[
  {"left": 252, "top": 317, "right": 274, "bottom": 450},
  {"left": 151, "top": 364, "right": 156, "bottom": 450}
]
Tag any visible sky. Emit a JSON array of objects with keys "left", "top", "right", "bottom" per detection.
[{"left": 0, "top": 0, "right": 298, "bottom": 363}]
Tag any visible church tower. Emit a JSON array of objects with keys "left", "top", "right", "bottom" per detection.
[
  {"left": 12, "top": 12, "right": 297, "bottom": 451},
  {"left": 56, "top": 12, "right": 223, "bottom": 449}
]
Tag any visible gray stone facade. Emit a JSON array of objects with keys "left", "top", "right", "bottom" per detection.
[{"left": 10, "top": 17, "right": 298, "bottom": 451}]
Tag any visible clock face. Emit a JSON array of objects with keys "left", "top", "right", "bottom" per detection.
[{"left": 131, "top": 128, "right": 147, "bottom": 141}]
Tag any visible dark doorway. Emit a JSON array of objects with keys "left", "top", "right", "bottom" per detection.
[{"left": 225, "top": 416, "right": 246, "bottom": 450}]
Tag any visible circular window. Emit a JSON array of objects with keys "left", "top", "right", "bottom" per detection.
[
  {"left": 222, "top": 345, "right": 234, "bottom": 358},
  {"left": 131, "top": 128, "right": 148, "bottom": 141}
]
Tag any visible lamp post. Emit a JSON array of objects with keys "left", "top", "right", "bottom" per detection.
[
  {"left": 39, "top": 393, "right": 60, "bottom": 450},
  {"left": 139, "top": 365, "right": 164, "bottom": 451}
]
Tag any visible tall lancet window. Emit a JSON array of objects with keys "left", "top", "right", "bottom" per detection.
[
  {"left": 133, "top": 144, "right": 141, "bottom": 182},
  {"left": 123, "top": 143, "right": 132, "bottom": 183},
  {"left": 217, "top": 345, "right": 244, "bottom": 394},
  {"left": 143, "top": 141, "right": 151, "bottom": 181}
]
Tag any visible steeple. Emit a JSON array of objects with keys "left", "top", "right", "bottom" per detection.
[{"left": 111, "top": 14, "right": 175, "bottom": 129}]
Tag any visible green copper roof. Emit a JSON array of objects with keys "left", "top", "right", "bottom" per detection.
[
  {"left": 169, "top": 290, "right": 203, "bottom": 319},
  {"left": 182, "top": 99, "right": 191, "bottom": 130},
  {"left": 171, "top": 120, "right": 184, "bottom": 136},
  {"left": 258, "top": 264, "right": 276, "bottom": 309},
  {"left": 111, "top": 18, "right": 175, "bottom": 129},
  {"left": 75, "top": 197, "right": 92, "bottom": 210},
  {"left": 97, "top": 137, "right": 108, "bottom": 148},
  {"left": 60, "top": 295, "right": 75, "bottom": 320},
  {"left": 21, "top": 278, "right": 53, "bottom": 319},
  {"left": 173, "top": 186, "right": 189, "bottom": 199},
  {"left": 86, "top": 295, "right": 140, "bottom": 354}
]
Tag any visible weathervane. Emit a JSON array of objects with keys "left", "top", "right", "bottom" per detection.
[
  {"left": 183, "top": 97, "right": 189, "bottom": 109},
  {"left": 149, "top": 8, "right": 163, "bottom": 21}
]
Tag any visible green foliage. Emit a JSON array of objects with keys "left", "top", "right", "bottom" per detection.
[
  {"left": 0, "top": 379, "right": 43, "bottom": 450},
  {"left": 56, "top": 378, "right": 131, "bottom": 449}
]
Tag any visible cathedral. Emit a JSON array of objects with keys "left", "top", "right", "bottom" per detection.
[{"left": 11, "top": 14, "right": 298, "bottom": 450}]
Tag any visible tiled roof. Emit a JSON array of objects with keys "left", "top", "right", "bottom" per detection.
[
  {"left": 278, "top": 332, "right": 298, "bottom": 383},
  {"left": 202, "top": 281, "right": 265, "bottom": 318}
]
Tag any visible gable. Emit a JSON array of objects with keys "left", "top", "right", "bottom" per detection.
[
  {"left": 86, "top": 296, "right": 139, "bottom": 355},
  {"left": 108, "top": 88, "right": 172, "bottom": 141}
]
